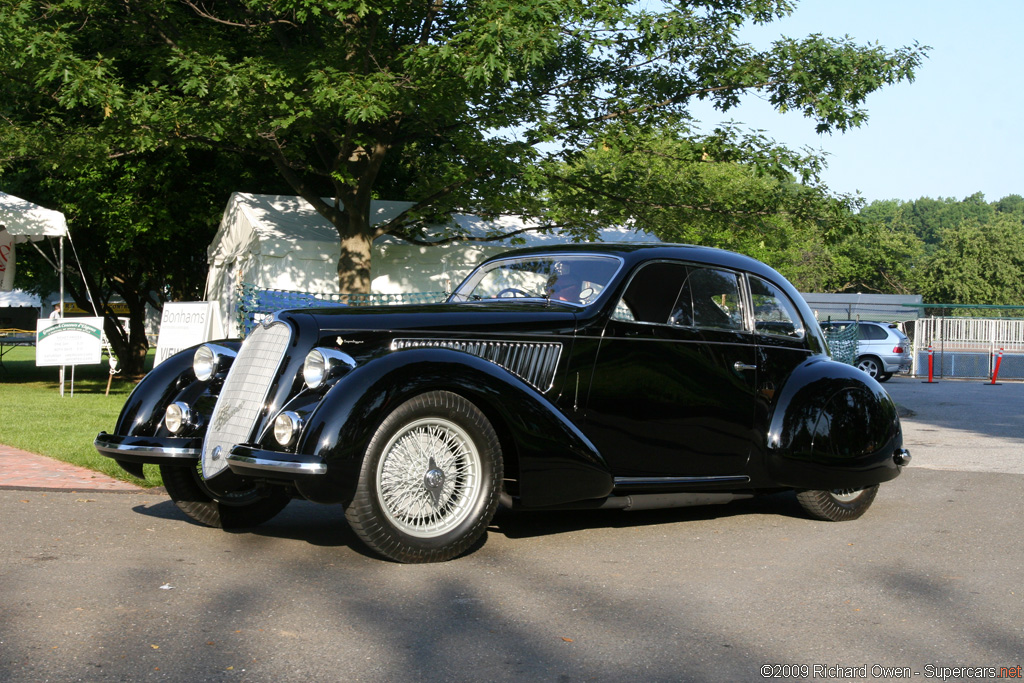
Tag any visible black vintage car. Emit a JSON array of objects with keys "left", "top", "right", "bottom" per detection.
[{"left": 95, "top": 243, "right": 909, "bottom": 563}]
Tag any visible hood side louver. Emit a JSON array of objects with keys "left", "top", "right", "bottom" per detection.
[{"left": 391, "top": 338, "right": 562, "bottom": 393}]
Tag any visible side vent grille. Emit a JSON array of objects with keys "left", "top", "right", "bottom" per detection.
[{"left": 391, "top": 338, "right": 562, "bottom": 392}]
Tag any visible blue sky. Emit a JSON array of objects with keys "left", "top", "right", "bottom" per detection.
[{"left": 688, "top": 0, "right": 1024, "bottom": 205}]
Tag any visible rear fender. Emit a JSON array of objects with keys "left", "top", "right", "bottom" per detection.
[
  {"left": 766, "top": 357, "right": 903, "bottom": 490},
  {"left": 296, "top": 348, "right": 612, "bottom": 507}
]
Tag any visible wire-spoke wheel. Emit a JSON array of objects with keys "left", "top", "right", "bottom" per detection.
[
  {"left": 346, "top": 391, "right": 503, "bottom": 563},
  {"left": 796, "top": 484, "right": 879, "bottom": 521}
]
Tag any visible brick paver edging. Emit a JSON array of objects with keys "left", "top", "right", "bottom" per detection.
[{"left": 0, "top": 443, "right": 157, "bottom": 493}]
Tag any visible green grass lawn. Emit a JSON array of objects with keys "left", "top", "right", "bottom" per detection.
[{"left": 0, "top": 346, "right": 163, "bottom": 486}]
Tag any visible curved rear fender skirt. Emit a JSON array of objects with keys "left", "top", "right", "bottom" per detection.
[
  {"left": 113, "top": 342, "right": 240, "bottom": 436},
  {"left": 765, "top": 357, "right": 904, "bottom": 489},
  {"left": 299, "top": 348, "right": 613, "bottom": 508}
]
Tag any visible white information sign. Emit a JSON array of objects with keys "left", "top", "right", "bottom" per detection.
[
  {"left": 155, "top": 302, "right": 213, "bottom": 367},
  {"left": 36, "top": 317, "right": 104, "bottom": 366}
]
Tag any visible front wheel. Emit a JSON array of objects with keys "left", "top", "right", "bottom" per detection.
[
  {"left": 345, "top": 391, "right": 503, "bottom": 563},
  {"left": 160, "top": 464, "right": 290, "bottom": 529},
  {"left": 796, "top": 485, "right": 879, "bottom": 521}
]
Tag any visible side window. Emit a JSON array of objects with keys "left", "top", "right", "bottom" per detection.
[
  {"left": 749, "top": 276, "right": 804, "bottom": 339},
  {"left": 672, "top": 268, "right": 745, "bottom": 331},
  {"left": 859, "top": 324, "right": 888, "bottom": 341},
  {"left": 613, "top": 262, "right": 689, "bottom": 324}
]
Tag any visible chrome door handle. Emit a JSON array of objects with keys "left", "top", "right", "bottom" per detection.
[{"left": 733, "top": 362, "right": 757, "bottom": 372}]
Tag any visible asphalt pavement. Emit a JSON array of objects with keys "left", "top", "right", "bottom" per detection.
[{"left": 0, "top": 377, "right": 1021, "bottom": 681}]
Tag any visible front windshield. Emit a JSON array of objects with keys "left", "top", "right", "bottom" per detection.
[{"left": 450, "top": 254, "right": 622, "bottom": 306}]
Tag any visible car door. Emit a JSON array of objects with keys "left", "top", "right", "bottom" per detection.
[
  {"left": 748, "top": 274, "right": 815, "bottom": 406},
  {"left": 584, "top": 261, "right": 758, "bottom": 479}
]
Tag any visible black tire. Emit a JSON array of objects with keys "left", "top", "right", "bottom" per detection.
[
  {"left": 796, "top": 485, "right": 879, "bottom": 521},
  {"left": 878, "top": 372, "right": 893, "bottom": 382},
  {"left": 855, "top": 356, "right": 883, "bottom": 379},
  {"left": 345, "top": 391, "right": 503, "bottom": 563},
  {"left": 160, "top": 464, "right": 290, "bottom": 529}
]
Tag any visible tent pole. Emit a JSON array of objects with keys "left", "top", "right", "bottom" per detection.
[
  {"left": 60, "top": 235, "right": 64, "bottom": 316},
  {"left": 59, "top": 235, "right": 65, "bottom": 396}
]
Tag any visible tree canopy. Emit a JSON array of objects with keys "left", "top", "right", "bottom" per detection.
[
  {"left": 844, "top": 194, "right": 1024, "bottom": 309},
  {"left": 4, "top": 149, "right": 290, "bottom": 374},
  {"left": 2, "top": 0, "right": 928, "bottom": 296}
]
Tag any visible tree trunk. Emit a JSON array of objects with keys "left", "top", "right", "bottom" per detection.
[
  {"left": 338, "top": 231, "right": 374, "bottom": 296},
  {"left": 102, "top": 302, "right": 150, "bottom": 379},
  {"left": 334, "top": 191, "right": 376, "bottom": 296}
]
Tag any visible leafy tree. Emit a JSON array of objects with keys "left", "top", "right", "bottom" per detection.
[
  {"left": 6, "top": 149, "right": 289, "bottom": 375},
  {"left": 543, "top": 122, "right": 853, "bottom": 289},
  {"left": 903, "top": 193, "right": 996, "bottom": 246},
  {"left": 828, "top": 219, "right": 925, "bottom": 295},
  {"left": 2, "top": 0, "right": 928, "bottom": 297},
  {"left": 922, "top": 216, "right": 1024, "bottom": 306},
  {"left": 994, "top": 194, "right": 1024, "bottom": 216}
]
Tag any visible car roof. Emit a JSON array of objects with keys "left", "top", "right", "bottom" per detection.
[
  {"left": 481, "top": 242, "right": 787, "bottom": 283},
  {"left": 822, "top": 320, "right": 893, "bottom": 326}
]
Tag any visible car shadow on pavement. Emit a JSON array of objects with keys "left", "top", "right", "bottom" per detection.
[
  {"left": 130, "top": 490, "right": 809, "bottom": 557},
  {"left": 132, "top": 498, "right": 364, "bottom": 547},
  {"left": 492, "top": 491, "right": 805, "bottom": 539}
]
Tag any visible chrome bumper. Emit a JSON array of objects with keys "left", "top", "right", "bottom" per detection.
[
  {"left": 227, "top": 445, "right": 327, "bottom": 478},
  {"left": 94, "top": 432, "right": 201, "bottom": 465}
]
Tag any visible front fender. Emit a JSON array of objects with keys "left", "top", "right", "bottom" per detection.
[
  {"left": 97, "top": 341, "right": 241, "bottom": 478},
  {"left": 766, "top": 357, "right": 903, "bottom": 490},
  {"left": 294, "top": 348, "right": 612, "bottom": 507}
]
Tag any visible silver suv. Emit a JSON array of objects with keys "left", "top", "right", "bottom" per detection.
[{"left": 820, "top": 320, "right": 912, "bottom": 382}]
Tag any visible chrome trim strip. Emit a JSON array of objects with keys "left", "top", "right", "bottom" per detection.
[
  {"left": 227, "top": 454, "right": 327, "bottom": 476},
  {"left": 614, "top": 475, "right": 750, "bottom": 486},
  {"left": 93, "top": 437, "right": 199, "bottom": 458},
  {"left": 391, "top": 338, "right": 563, "bottom": 392}
]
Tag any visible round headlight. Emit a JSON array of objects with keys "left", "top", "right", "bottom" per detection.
[
  {"left": 273, "top": 411, "right": 302, "bottom": 447},
  {"left": 192, "top": 343, "right": 236, "bottom": 381},
  {"left": 303, "top": 350, "right": 328, "bottom": 389},
  {"left": 303, "top": 348, "right": 357, "bottom": 390},
  {"left": 165, "top": 402, "right": 191, "bottom": 434},
  {"left": 193, "top": 345, "right": 217, "bottom": 381}
]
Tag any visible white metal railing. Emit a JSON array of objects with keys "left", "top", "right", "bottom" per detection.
[{"left": 911, "top": 317, "right": 1024, "bottom": 379}]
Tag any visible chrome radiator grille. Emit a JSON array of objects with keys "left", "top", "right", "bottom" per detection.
[
  {"left": 391, "top": 338, "right": 562, "bottom": 392},
  {"left": 202, "top": 322, "right": 292, "bottom": 479}
]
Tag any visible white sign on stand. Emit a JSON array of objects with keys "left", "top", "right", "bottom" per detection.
[
  {"left": 155, "top": 302, "right": 213, "bottom": 367},
  {"left": 36, "top": 317, "right": 104, "bottom": 366}
]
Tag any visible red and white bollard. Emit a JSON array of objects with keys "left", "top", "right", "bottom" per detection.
[
  {"left": 987, "top": 348, "right": 1004, "bottom": 385},
  {"left": 923, "top": 345, "right": 938, "bottom": 383}
]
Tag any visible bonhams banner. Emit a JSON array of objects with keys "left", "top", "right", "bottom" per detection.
[
  {"left": 155, "top": 302, "right": 213, "bottom": 367},
  {"left": 0, "top": 228, "right": 14, "bottom": 291},
  {"left": 36, "top": 317, "right": 103, "bottom": 366}
]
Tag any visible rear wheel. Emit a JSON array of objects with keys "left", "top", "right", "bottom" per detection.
[
  {"left": 878, "top": 372, "right": 893, "bottom": 382},
  {"left": 346, "top": 391, "right": 503, "bottom": 563},
  {"left": 160, "top": 464, "right": 290, "bottom": 529},
  {"left": 855, "top": 356, "right": 883, "bottom": 379},
  {"left": 796, "top": 485, "right": 879, "bottom": 521}
]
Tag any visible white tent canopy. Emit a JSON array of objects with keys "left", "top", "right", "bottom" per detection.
[
  {"left": 0, "top": 192, "right": 69, "bottom": 293},
  {"left": 205, "top": 193, "right": 660, "bottom": 338}
]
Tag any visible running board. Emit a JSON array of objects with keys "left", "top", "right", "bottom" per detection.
[{"left": 502, "top": 491, "right": 753, "bottom": 512}]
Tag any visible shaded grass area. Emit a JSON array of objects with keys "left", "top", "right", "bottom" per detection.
[{"left": 0, "top": 346, "right": 163, "bottom": 487}]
